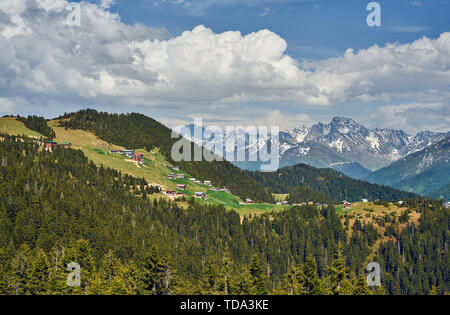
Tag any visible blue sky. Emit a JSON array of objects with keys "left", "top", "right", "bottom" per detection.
[
  {"left": 111, "top": 0, "right": 450, "bottom": 60},
  {"left": 0, "top": 0, "right": 449, "bottom": 133}
]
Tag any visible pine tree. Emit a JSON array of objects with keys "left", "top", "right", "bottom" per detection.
[
  {"left": 11, "top": 244, "right": 32, "bottom": 295},
  {"left": 248, "top": 256, "right": 268, "bottom": 295},
  {"left": 28, "top": 248, "right": 50, "bottom": 294},
  {"left": 0, "top": 247, "right": 11, "bottom": 294},
  {"left": 140, "top": 246, "right": 173, "bottom": 295},
  {"left": 328, "top": 246, "right": 350, "bottom": 294}
]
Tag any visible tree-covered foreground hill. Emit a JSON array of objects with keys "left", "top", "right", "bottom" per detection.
[{"left": 0, "top": 134, "right": 447, "bottom": 295}]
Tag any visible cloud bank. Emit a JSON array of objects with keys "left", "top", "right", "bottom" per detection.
[{"left": 0, "top": 0, "right": 449, "bottom": 132}]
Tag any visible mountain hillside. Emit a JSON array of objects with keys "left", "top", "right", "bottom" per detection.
[
  {"left": 428, "top": 183, "right": 450, "bottom": 201},
  {"left": 2, "top": 112, "right": 419, "bottom": 204},
  {"left": 1, "top": 116, "right": 294, "bottom": 215},
  {"left": 365, "top": 136, "right": 450, "bottom": 196},
  {"left": 248, "top": 163, "right": 417, "bottom": 202},
  {"left": 56, "top": 110, "right": 274, "bottom": 203},
  {"left": 328, "top": 162, "right": 371, "bottom": 180},
  {"left": 0, "top": 118, "right": 447, "bottom": 295}
]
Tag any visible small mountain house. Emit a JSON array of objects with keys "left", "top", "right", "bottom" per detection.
[{"left": 43, "top": 141, "right": 58, "bottom": 149}]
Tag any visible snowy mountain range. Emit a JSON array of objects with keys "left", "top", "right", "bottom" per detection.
[
  {"left": 278, "top": 117, "right": 449, "bottom": 173},
  {"left": 175, "top": 117, "right": 449, "bottom": 180}
]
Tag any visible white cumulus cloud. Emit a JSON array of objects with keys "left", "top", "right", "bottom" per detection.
[
  {"left": 368, "top": 103, "right": 450, "bottom": 134},
  {"left": 304, "top": 33, "right": 450, "bottom": 105}
]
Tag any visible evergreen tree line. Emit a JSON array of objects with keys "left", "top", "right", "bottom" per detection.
[
  {"left": 249, "top": 163, "right": 417, "bottom": 202},
  {"left": 287, "top": 186, "right": 337, "bottom": 204},
  {"left": 0, "top": 134, "right": 446, "bottom": 294},
  {"left": 375, "top": 198, "right": 449, "bottom": 295},
  {"left": 17, "top": 115, "right": 56, "bottom": 140}
]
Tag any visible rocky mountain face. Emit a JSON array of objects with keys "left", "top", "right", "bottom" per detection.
[
  {"left": 175, "top": 118, "right": 449, "bottom": 180},
  {"left": 277, "top": 117, "right": 449, "bottom": 176}
]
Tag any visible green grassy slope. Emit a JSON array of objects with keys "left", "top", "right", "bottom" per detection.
[{"left": 0, "top": 116, "right": 43, "bottom": 138}]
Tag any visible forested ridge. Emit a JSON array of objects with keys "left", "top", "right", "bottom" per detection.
[
  {"left": 0, "top": 134, "right": 447, "bottom": 295},
  {"left": 287, "top": 186, "right": 337, "bottom": 204},
  {"left": 16, "top": 115, "right": 56, "bottom": 140},
  {"left": 249, "top": 163, "right": 417, "bottom": 202}
]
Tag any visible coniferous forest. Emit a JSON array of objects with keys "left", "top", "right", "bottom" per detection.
[
  {"left": 17, "top": 115, "right": 56, "bottom": 140},
  {"left": 0, "top": 134, "right": 448, "bottom": 295},
  {"left": 249, "top": 163, "right": 417, "bottom": 202}
]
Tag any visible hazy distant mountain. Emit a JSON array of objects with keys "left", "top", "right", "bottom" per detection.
[
  {"left": 428, "top": 183, "right": 450, "bottom": 201},
  {"left": 329, "top": 162, "right": 372, "bottom": 180},
  {"left": 365, "top": 136, "right": 450, "bottom": 196}
]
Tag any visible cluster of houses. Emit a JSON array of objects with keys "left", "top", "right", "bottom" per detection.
[
  {"left": 208, "top": 187, "right": 230, "bottom": 193},
  {"left": 342, "top": 201, "right": 352, "bottom": 210},
  {"left": 110, "top": 150, "right": 144, "bottom": 164},
  {"left": 188, "top": 178, "right": 212, "bottom": 186},
  {"left": 164, "top": 166, "right": 210, "bottom": 200},
  {"left": 41, "top": 140, "right": 72, "bottom": 150},
  {"left": 164, "top": 165, "right": 234, "bottom": 201},
  {"left": 290, "top": 202, "right": 328, "bottom": 208},
  {"left": 165, "top": 191, "right": 206, "bottom": 200},
  {"left": 166, "top": 166, "right": 185, "bottom": 180},
  {"left": 164, "top": 189, "right": 207, "bottom": 201}
]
